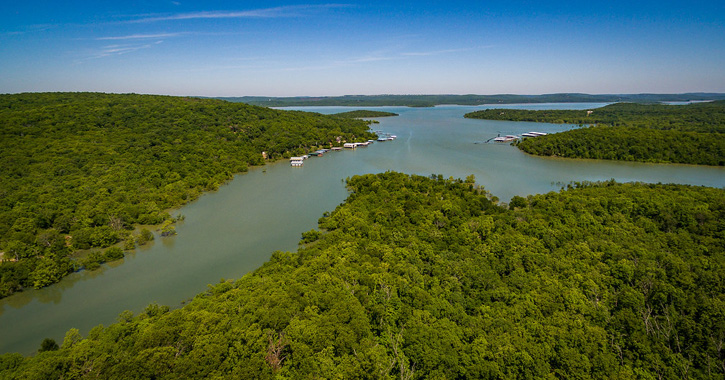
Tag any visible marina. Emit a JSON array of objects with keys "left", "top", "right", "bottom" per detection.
[{"left": 293, "top": 135, "right": 391, "bottom": 164}]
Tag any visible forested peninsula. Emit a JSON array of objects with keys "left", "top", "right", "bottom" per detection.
[
  {"left": 0, "top": 93, "right": 375, "bottom": 298},
  {"left": 333, "top": 110, "right": 399, "bottom": 119},
  {"left": 1, "top": 172, "right": 723, "bottom": 379},
  {"left": 465, "top": 101, "right": 725, "bottom": 166}
]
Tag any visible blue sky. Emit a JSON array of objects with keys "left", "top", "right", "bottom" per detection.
[{"left": 1, "top": 1, "right": 723, "bottom": 96}]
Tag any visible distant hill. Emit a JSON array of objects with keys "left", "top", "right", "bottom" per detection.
[
  {"left": 218, "top": 93, "right": 725, "bottom": 107},
  {"left": 332, "top": 110, "right": 399, "bottom": 118}
]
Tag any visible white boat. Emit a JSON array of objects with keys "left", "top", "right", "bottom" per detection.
[
  {"left": 493, "top": 135, "right": 518, "bottom": 142},
  {"left": 522, "top": 131, "right": 547, "bottom": 137}
]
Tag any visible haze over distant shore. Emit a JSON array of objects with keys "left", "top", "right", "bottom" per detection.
[{"left": 219, "top": 93, "right": 725, "bottom": 108}]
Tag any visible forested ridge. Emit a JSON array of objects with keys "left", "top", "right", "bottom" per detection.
[
  {"left": 464, "top": 101, "right": 725, "bottom": 165},
  {"left": 2, "top": 172, "right": 722, "bottom": 379},
  {"left": 223, "top": 93, "right": 725, "bottom": 108},
  {"left": 0, "top": 92, "right": 374, "bottom": 298}
]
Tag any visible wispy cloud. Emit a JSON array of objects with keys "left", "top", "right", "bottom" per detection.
[
  {"left": 92, "top": 41, "right": 163, "bottom": 58},
  {"left": 270, "top": 45, "right": 494, "bottom": 73},
  {"left": 312, "top": 46, "right": 486, "bottom": 69},
  {"left": 173, "top": 57, "right": 268, "bottom": 73},
  {"left": 127, "top": 4, "right": 349, "bottom": 23},
  {"left": 2, "top": 24, "right": 58, "bottom": 36},
  {"left": 341, "top": 55, "right": 399, "bottom": 64},
  {"left": 273, "top": 53, "right": 400, "bottom": 73},
  {"left": 96, "top": 32, "right": 184, "bottom": 40},
  {"left": 401, "top": 46, "right": 492, "bottom": 57}
]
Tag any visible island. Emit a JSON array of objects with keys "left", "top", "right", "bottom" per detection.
[
  {"left": 1, "top": 172, "right": 722, "bottom": 379},
  {"left": 0, "top": 93, "right": 375, "bottom": 298},
  {"left": 464, "top": 101, "right": 725, "bottom": 166},
  {"left": 332, "top": 110, "right": 399, "bottom": 119}
]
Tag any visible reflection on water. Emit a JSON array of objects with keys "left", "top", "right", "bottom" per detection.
[{"left": 2, "top": 103, "right": 723, "bottom": 355}]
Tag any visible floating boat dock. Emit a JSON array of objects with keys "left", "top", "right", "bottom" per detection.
[{"left": 292, "top": 132, "right": 394, "bottom": 165}]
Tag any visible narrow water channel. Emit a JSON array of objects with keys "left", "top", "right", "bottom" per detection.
[{"left": 2, "top": 104, "right": 723, "bottom": 355}]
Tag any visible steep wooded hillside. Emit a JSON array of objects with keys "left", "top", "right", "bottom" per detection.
[
  {"left": 0, "top": 93, "right": 374, "bottom": 297},
  {"left": 2, "top": 172, "right": 722, "bottom": 379}
]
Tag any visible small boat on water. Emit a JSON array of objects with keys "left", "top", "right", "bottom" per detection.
[
  {"left": 493, "top": 135, "right": 518, "bottom": 142},
  {"left": 377, "top": 132, "right": 397, "bottom": 141}
]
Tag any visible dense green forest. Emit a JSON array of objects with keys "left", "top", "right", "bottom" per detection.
[
  {"left": 464, "top": 101, "right": 725, "bottom": 131},
  {"left": 465, "top": 101, "right": 725, "bottom": 166},
  {"left": 2, "top": 172, "right": 722, "bottom": 379},
  {"left": 332, "top": 110, "right": 399, "bottom": 118},
  {"left": 0, "top": 92, "right": 375, "bottom": 298},
  {"left": 222, "top": 93, "right": 725, "bottom": 107}
]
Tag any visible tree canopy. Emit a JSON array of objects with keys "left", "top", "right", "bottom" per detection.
[
  {"left": 223, "top": 94, "right": 725, "bottom": 108},
  {"left": 332, "top": 110, "right": 399, "bottom": 118},
  {"left": 464, "top": 101, "right": 725, "bottom": 165},
  {"left": 0, "top": 92, "right": 375, "bottom": 297},
  {"left": 2, "top": 172, "right": 722, "bottom": 379}
]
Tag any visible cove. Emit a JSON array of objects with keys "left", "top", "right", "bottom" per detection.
[{"left": 1, "top": 103, "right": 723, "bottom": 355}]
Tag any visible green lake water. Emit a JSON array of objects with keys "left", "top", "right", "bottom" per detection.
[{"left": 1, "top": 103, "right": 723, "bottom": 354}]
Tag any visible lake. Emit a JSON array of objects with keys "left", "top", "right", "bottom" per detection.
[{"left": 1, "top": 103, "right": 723, "bottom": 355}]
